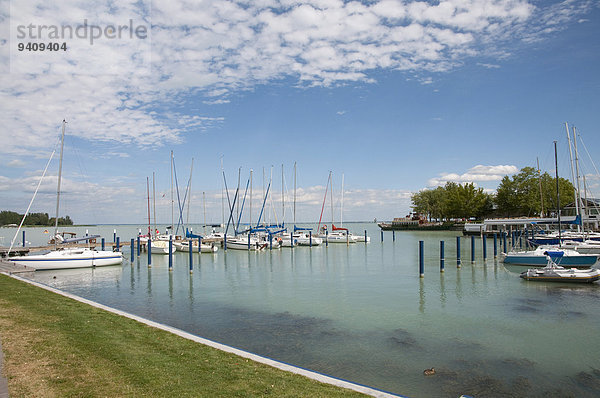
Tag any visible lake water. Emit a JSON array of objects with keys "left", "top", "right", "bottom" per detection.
[{"left": 5, "top": 223, "right": 600, "bottom": 397}]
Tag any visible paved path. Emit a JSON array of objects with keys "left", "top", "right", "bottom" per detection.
[{"left": 0, "top": 338, "right": 8, "bottom": 398}]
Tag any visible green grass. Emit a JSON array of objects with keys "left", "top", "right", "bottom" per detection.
[{"left": 0, "top": 274, "right": 367, "bottom": 397}]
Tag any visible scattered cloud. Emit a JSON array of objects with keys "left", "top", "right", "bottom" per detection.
[
  {"left": 428, "top": 164, "right": 519, "bottom": 186},
  {"left": 477, "top": 62, "right": 501, "bottom": 69},
  {"left": 1, "top": 0, "right": 594, "bottom": 157},
  {"left": 336, "top": 110, "right": 346, "bottom": 115}
]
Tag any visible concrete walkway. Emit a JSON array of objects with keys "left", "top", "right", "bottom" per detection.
[{"left": 0, "top": 338, "right": 8, "bottom": 398}]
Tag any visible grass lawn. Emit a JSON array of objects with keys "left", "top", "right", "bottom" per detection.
[{"left": 0, "top": 274, "right": 367, "bottom": 397}]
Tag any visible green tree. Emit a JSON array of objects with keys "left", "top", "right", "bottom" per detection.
[{"left": 495, "top": 167, "right": 574, "bottom": 217}]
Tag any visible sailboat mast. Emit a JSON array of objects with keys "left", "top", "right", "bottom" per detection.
[
  {"left": 330, "top": 171, "right": 334, "bottom": 227},
  {"left": 565, "top": 123, "right": 580, "bottom": 232},
  {"left": 293, "top": 162, "right": 297, "bottom": 226},
  {"left": 282, "top": 164, "right": 285, "bottom": 226},
  {"left": 54, "top": 120, "right": 66, "bottom": 248},
  {"left": 186, "top": 158, "right": 193, "bottom": 226},
  {"left": 554, "top": 141, "right": 562, "bottom": 243},
  {"left": 341, "top": 173, "right": 344, "bottom": 227},
  {"left": 537, "top": 158, "right": 544, "bottom": 217},
  {"left": 573, "top": 126, "right": 584, "bottom": 232},
  {"left": 249, "top": 169, "right": 253, "bottom": 228},
  {"left": 202, "top": 191, "right": 206, "bottom": 235},
  {"left": 170, "top": 150, "right": 174, "bottom": 233},
  {"left": 152, "top": 172, "right": 156, "bottom": 237},
  {"left": 147, "top": 177, "right": 151, "bottom": 236}
]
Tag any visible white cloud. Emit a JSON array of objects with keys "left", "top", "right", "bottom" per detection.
[{"left": 428, "top": 164, "right": 519, "bottom": 186}]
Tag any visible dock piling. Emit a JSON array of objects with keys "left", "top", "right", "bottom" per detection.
[
  {"left": 168, "top": 236, "right": 173, "bottom": 271},
  {"left": 392, "top": 230, "right": 395, "bottom": 242},
  {"left": 189, "top": 240, "right": 193, "bottom": 273},
  {"left": 419, "top": 240, "right": 424, "bottom": 278},
  {"left": 116, "top": 237, "right": 120, "bottom": 252},
  {"left": 224, "top": 234, "right": 227, "bottom": 251},
  {"left": 137, "top": 236, "right": 141, "bottom": 256},
  {"left": 440, "top": 240, "right": 445, "bottom": 272},
  {"left": 471, "top": 235, "right": 475, "bottom": 263},
  {"left": 101, "top": 237, "right": 105, "bottom": 251},
  {"left": 482, "top": 235, "right": 487, "bottom": 260},
  {"left": 130, "top": 238, "right": 134, "bottom": 262},
  {"left": 493, "top": 234, "right": 497, "bottom": 258},
  {"left": 22, "top": 230, "right": 25, "bottom": 247},
  {"left": 456, "top": 236, "right": 461, "bottom": 268},
  {"left": 147, "top": 240, "right": 152, "bottom": 267},
  {"left": 309, "top": 231, "right": 312, "bottom": 247}
]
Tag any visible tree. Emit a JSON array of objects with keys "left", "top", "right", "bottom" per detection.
[
  {"left": 411, "top": 182, "right": 493, "bottom": 221},
  {"left": 495, "top": 167, "right": 574, "bottom": 217}
]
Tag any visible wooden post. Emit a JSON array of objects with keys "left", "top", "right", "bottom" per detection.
[
  {"left": 168, "top": 236, "right": 173, "bottom": 271},
  {"left": 440, "top": 240, "right": 445, "bottom": 272},
  {"left": 456, "top": 236, "right": 461, "bottom": 268},
  {"left": 130, "top": 238, "right": 134, "bottom": 262},
  {"left": 419, "top": 240, "right": 424, "bottom": 278}
]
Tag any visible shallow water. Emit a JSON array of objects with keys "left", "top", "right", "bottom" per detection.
[{"left": 8, "top": 224, "right": 600, "bottom": 397}]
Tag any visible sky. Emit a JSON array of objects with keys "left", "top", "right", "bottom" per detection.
[{"left": 1, "top": 0, "right": 599, "bottom": 226}]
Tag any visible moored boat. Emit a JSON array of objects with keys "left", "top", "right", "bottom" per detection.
[
  {"left": 9, "top": 247, "right": 122, "bottom": 270},
  {"left": 520, "top": 251, "right": 600, "bottom": 283},
  {"left": 501, "top": 246, "right": 599, "bottom": 268}
]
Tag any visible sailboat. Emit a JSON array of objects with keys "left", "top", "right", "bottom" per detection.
[
  {"left": 316, "top": 171, "right": 356, "bottom": 243},
  {"left": 515, "top": 141, "right": 600, "bottom": 275},
  {"left": 9, "top": 121, "right": 123, "bottom": 270}
]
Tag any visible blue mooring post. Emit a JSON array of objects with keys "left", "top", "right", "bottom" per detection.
[
  {"left": 116, "top": 237, "right": 120, "bottom": 252},
  {"left": 198, "top": 237, "right": 202, "bottom": 256},
  {"left": 471, "top": 235, "right": 475, "bottom": 263},
  {"left": 419, "top": 240, "right": 424, "bottom": 278},
  {"left": 130, "top": 239, "right": 134, "bottom": 262},
  {"left": 482, "top": 235, "right": 487, "bottom": 260},
  {"left": 519, "top": 232, "right": 522, "bottom": 248},
  {"left": 137, "top": 236, "right": 141, "bottom": 256},
  {"left": 511, "top": 231, "right": 515, "bottom": 249},
  {"left": 456, "top": 236, "right": 461, "bottom": 268},
  {"left": 101, "top": 237, "right": 105, "bottom": 251},
  {"left": 168, "top": 236, "right": 173, "bottom": 271},
  {"left": 147, "top": 240, "right": 152, "bottom": 267},
  {"left": 393, "top": 230, "right": 395, "bottom": 242},
  {"left": 113, "top": 229, "right": 116, "bottom": 245},
  {"left": 493, "top": 234, "right": 498, "bottom": 258},
  {"left": 440, "top": 240, "right": 445, "bottom": 272},
  {"left": 326, "top": 230, "right": 329, "bottom": 247},
  {"left": 309, "top": 231, "right": 312, "bottom": 247},
  {"left": 224, "top": 233, "right": 227, "bottom": 250},
  {"left": 503, "top": 233, "right": 507, "bottom": 253},
  {"left": 269, "top": 234, "right": 273, "bottom": 250},
  {"left": 381, "top": 229, "right": 383, "bottom": 242},
  {"left": 290, "top": 232, "right": 294, "bottom": 248},
  {"left": 189, "top": 240, "right": 193, "bottom": 273},
  {"left": 247, "top": 233, "right": 251, "bottom": 250},
  {"left": 22, "top": 230, "right": 25, "bottom": 247},
  {"left": 364, "top": 230, "right": 367, "bottom": 243}
]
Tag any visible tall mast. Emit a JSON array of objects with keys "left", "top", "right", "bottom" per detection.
[
  {"left": 249, "top": 169, "right": 253, "bottom": 228},
  {"left": 54, "top": 120, "right": 66, "bottom": 249},
  {"left": 186, "top": 158, "right": 194, "bottom": 226},
  {"left": 330, "top": 171, "right": 334, "bottom": 226},
  {"left": 202, "top": 191, "right": 206, "bottom": 234},
  {"left": 573, "top": 126, "right": 583, "bottom": 232},
  {"left": 281, "top": 164, "right": 285, "bottom": 226},
  {"left": 236, "top": 167, "right": 241, "bottom": 226},
  {"left": 293, "top": 162, "right": 297, "bottom": 226},
  {"left": 340, "top": 173, "right": 344, "bottom": 227},
  {"left": 537, "top": 158, "right": 544, "bottom": 217},
  {"left": 565, "top": 123, "right": 580, "bottom": 232},
  {"left": 554, "top": 141, "right": 562, "bottom": 243},
  {"left": 152, "top": 172, "right": 156, "bottom": 237},
  {"left": 147, "top": 177, "right": 151, "bottom": 237},
  {"left": 170, "top": 150, "right": 174, "bottom": 232},
  {"left": 220, "top": 156, "right": 224, "bottom": 228}
]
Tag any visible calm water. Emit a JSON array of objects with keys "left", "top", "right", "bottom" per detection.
[{"left": 6, "top": 224, "right": 600, "bottom": 397}]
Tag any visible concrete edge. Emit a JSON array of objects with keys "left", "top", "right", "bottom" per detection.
[{"left": 4, "top": 273, "right": 405, "bottom": 398}]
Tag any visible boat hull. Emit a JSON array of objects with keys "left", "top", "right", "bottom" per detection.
[
  {"left": 9, "top": 248, "right": 123, "bottom": 270},
  {"left": 520, "top": 268, "right": 600, "bottom": 283}
]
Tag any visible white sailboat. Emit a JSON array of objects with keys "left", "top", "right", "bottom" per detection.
[{"left": 9, "top": 121, "right": 123, "bottom": 270}]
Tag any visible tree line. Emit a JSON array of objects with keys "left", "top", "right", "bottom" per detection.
[
  {"left": 411, "top": 167, "right": 575, "bottom": 221},
  {"left": 0, "top": 211, "right": 73, "bottom": 226}
]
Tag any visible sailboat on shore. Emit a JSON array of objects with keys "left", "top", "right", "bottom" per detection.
[{"left": 9, "top": 121, "right": 123, "bottom": 270}]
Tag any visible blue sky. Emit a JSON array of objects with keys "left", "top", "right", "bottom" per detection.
[{"left": 1, "top": 0, "right": 599, "bottom": 225}]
